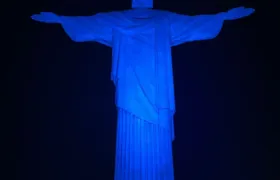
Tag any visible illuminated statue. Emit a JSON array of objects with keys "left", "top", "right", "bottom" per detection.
[{"left": 31, "top": 0, "right": 254, "bottom": 179}]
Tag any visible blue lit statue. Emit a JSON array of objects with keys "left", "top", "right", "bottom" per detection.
[{"left": 31, "top": 0, "right": 254, "bottom": 179}]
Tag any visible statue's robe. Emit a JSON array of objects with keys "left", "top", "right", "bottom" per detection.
[
  {"left": 60, "top": 9, "right": 225, "bottom": 138},
  {"left": 59, "top": 9, "right": 225, "bottom": 179}
]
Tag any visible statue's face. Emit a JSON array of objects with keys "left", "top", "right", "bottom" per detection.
[{"left": 132, "top": 0, "right": 153, "bottom": 9}]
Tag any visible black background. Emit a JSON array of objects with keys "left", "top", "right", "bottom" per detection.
[{"left": 10, "top": 0, "right": 277, "bottom": 180}]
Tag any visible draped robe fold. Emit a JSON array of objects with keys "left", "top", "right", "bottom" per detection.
[
  {"left": 58, "top": 9, "right": 226, "bottom": 179},
  {"left": 60, "top": 10, "right": 225, "bottom": 139}
]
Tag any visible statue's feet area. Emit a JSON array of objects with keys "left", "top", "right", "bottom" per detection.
[{"left": 114, "top": 108, "right": 174, "bottom": 180}]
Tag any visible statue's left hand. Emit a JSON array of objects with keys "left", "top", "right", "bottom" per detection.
[
  {"left": 224, "top": 7, "right": 255, "bottom": 20},
  {"left": 31, "top": 12, "right": 60, "bottom": 23}
]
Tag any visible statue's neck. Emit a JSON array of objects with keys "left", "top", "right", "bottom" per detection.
[{"left": 128, "top": 8, "right": 154, "bottom": 19}]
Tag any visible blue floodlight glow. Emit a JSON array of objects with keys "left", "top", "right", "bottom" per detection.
[{"left": 31, "top": 5, "right": 254, "bottom": 180}]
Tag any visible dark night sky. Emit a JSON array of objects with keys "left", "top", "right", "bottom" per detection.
[{"left": 11, "top": 0, "right": 276, "bottom": 180}]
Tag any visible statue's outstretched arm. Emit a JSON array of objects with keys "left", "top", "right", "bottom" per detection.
[
  {"left": 31, "top": 12, "right": 61, "bottom": 23},
  {"left": 31, "top": 12, "right": 120, "bottom": 46},
  {"left": 222, "top": 7, "right": 255, "bottom": 20},
  {"left": 170, "top": 7, "right": 255, "bottom": 46}
]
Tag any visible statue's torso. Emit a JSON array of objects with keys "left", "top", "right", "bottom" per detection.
[
  {"left": 110, "top": 9, "right": 175, "bottom": 128},
  {"left": 114, "top": 9, "right": 170, "bottom": 74}
]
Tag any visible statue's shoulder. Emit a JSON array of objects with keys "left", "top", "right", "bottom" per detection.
[
  {"left": 94, "top": 11, "right": 128, "bottom": 24},
  {"left": 96, "top": 11, "right": 124, "bottom": 17},
  {"left": 119, "top": 9, "right": 171, "bottom": 17},
  {"left": 96, "top": 9, "right": 173, "bottom": 17}
]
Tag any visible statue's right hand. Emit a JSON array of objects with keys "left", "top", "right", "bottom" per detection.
[
  {"left": 31, "top": 12, "right": 60, "bottom": 23},
  {"left": 224, "top": 7, "right": 255, "bottom": 20}
]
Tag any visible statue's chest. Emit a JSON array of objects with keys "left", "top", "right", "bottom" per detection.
[{"left": 118, "top": 21, "right": 157, "bottom": 48}]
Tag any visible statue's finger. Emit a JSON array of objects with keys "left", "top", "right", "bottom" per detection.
[
  {"left": 248, "top": 8, "right": 255, "bottom": 13},
  {"left": 31, "top": 14, "right": 40, "bottom": 20}
]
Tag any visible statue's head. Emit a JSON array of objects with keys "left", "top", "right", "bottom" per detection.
[{"left": 132, "top": 0, "right": 153, "bottom": 9}]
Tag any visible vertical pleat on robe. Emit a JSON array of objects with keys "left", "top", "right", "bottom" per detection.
[{"left": 114, "top": 108, "right": 174, "bottom": 180}]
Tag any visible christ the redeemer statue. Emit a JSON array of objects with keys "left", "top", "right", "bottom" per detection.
[{"left": 31, "top": 0, "right": 254, "bottom": 179}]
